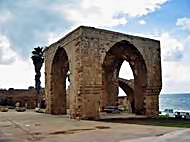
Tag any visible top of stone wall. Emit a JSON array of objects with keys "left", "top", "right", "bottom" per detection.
[
  {"left": 0, "top": 87, "right": 44, "bottom": 92},
  {"left": 44, "top": 26, "right": 159, "bottom": 52},
  {"left": 80, "top": 26, "right": 159, "bottom": 41}
]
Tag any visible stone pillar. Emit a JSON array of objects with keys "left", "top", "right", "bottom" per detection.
[
  {"left": 106, "top": 76, "right": 118, "bottom": 106},
  {"left": 102, "top": 56, "right": 119, "bottom": 108},
  {"left": 69, "top": 40, "right": 81, "bottom": 119},
  {"left": 144, "top": 87, "right": 160, "bottom": 117},
  {"left": 70, "top": 36, "right": 102, "bottom": 120},
  {"left": 133, "top": 63, "right": 146, "bottom": 115},
  {"left": 134, "top": 87, "right": 145, "bottom": 115}
]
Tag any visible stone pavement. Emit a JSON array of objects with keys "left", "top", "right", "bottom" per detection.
[{"left": 0, "top": 111, "right": 190, "bottom": 142}]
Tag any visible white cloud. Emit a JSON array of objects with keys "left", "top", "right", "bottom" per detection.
[
  {"left": 139, "top": 20, "right": 146, "bottom": 25},
  {"left": 0, "top": 34, "right": 17, "bottom": 64},
  {"left": 47, "top": 32, "right": 62, "bottom": 45},
  {"left": 0, "top": 11, "right": 12, "bottom": 24},
  {"left": 0, "top": 34, "right": 44, "bottom": 89},
  {"left": 128, "top": 32, "right": 184, "bottom": 61},
  {"left": 46, "top": 32, "right": 67, "bottom": 45},
  {"left": 160, "top": 33, "right": 184, "bottom": 61},
  {"left": 152, "top": 33, "right": 189, "bottom": 93},
  {"left": 176, "top": 17, "right": 190, "bottom": 30},
  {"left": 52, "top": 0, "right": 167, "bottom": 27},
  {"left": 45, "top": 26, "right": 84, "bottom": 45},
  {"left": 161, "top": 62, "right": 190, "bottom": 93}
]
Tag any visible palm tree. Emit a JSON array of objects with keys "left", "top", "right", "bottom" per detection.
[{"left": 31, "top": 46, "right": 44, "bottom": 108}]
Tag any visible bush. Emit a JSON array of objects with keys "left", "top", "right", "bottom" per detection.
[{"left": 159, "top": 114, "right": 169, "bottom": 119}]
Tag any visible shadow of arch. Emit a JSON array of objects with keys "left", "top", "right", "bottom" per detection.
[
  {"left": 102, "top": 40, "right": 147, "bottom": 115},
  {"left": 50, "top": 47, "right": 69, "bottom": 114}
]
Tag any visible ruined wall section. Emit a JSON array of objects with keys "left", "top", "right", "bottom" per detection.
[
  {"left": 81, "top": 27, "right": 161, "bottom": 88},
  {"left": 0, "top": 88, "right": 39, "bottom": 108},
  {"left": 45, "top": 26, "right": 162, "bottom": 118},
  {"left": 45, "top": 28, "right": 82, "bottom": 114},
  {"left": 125, "top": 38, "right": 161, "bottom": 116},
  {"left": 89, "top": 28, "right": 159, "bottom": 78},
  {"left": 142, "top": 42, "right": 162, "bottom": 116},
  {"left": 118, "top": 79, "right": 134, "bottom": 105},
  {"left": 81, "top": 27, "right": 161, "bottom": 116},
  {"left": 118, "top": 78, "right": 134, "bottom": 90},
  {"left": 44, "top": 44, "right": 57, "bottom": 113},
  {"left": 75, "top": 31, "right": 102, "bottom": 119}
]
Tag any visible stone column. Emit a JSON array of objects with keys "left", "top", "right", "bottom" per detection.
[
  {"left": 70, "top": 37, "right": 102, "bottom": 120},
  {"left": 144, "top": 87, "right": 160, "bottom": 117}
]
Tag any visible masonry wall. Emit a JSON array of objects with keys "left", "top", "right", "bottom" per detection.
[
  {"left": 45, "top": 26, "right": 162, "bottom": 119},
  {"left": 45, "top": 28, "right": 83, "bottom": 116},
  {"left": 0, "top": 88, "right": 41, "bottom": 109},
  {"left": 80, "top": 27, "right": 161, "bottom": 116}
]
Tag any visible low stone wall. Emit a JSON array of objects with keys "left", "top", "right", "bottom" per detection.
[{"left": 0, "top": 87, "right": 44, "bottom": 109}]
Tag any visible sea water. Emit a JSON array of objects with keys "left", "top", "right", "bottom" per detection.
[{"left": 159, "top": 93, "right": 190, "bottom": 112}]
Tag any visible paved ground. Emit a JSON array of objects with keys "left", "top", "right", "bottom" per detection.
[{"left": 0, "top": 111, "right": 190, "bottom": 142}]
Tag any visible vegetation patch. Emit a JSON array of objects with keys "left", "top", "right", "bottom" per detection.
[{"left": 99, "top": 117, "right": 190, "bottom": 128}]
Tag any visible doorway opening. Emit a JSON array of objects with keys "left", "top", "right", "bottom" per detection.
[{"left": 51, "top": 47, "right": 69, "bottom": 114}]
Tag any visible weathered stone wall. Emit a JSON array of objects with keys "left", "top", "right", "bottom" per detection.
[
  {"left": 45, "top": 26, "right": 162, "bottom": 119},
  {"left": 0, "top": 87, "right": 41, "bottom": 109},
  {"left": 44, "top": 28, "right": 81, "bottom": 115},
  {"left": 118, "top": 79, "right": 134, "bottom": 101},
  {"left": 118, "top": 79, "right": 135, "bottom": 113}
]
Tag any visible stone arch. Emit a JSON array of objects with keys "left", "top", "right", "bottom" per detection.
[
  {"left": 45, "top": 26, "right": 161, "bottom": 119},
  {"left": 102, "top": 40, "right": 147, "bottom": 114},
  {"left": 50, "top": 47, "right": 69, "bottom": 114},
  {"left": 118, "top": 78, "right": 135, "bottom": 113}
]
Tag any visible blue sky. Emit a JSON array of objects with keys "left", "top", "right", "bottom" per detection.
[{"left": 0, "top": 0, "right": 189, "bottom": 94}]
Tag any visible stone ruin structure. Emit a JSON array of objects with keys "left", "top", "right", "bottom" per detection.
[
  {"left": 44, "top": 26, "right": 162, "bottom": 119},
  {"left": 0, "top": 87, "right": 45, "bottom": 109}
]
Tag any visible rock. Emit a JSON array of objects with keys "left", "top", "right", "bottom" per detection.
[
  {"left": 0, "top": 107, "right": 8, "bottom": 112},
  {"left": 34, "top": 108, "right": 44, "bottom": 113},
  {"left": 15, "top": 107, "right": 26, "bottom": 112}
]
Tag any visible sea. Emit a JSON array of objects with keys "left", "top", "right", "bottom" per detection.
[{"left": 159, "top": 93, "right": 190, "bottom": 112}]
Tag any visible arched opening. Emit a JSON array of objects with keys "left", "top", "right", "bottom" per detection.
[
  {"left": 66, "top": 71, "right": 71, "bottom": 109},
  {"left": 102, "top": 40, "right": 147, "bottom": 115},
  {"left": 51, "top": 47, "right": 69, "bottom": 114},
  {"left": 117, "top": 61, "right": 135, "bottom": 113}
]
